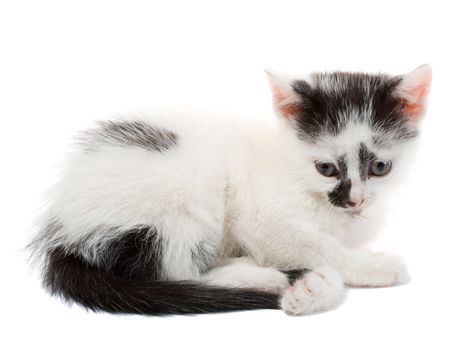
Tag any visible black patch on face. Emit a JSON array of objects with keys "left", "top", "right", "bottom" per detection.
[
  {"left": 358, "top": 143, "right": 376, "bottom": 180},
  {"left": 32, "top": 221, "right": 280, "bottom": 315},
  {"left": 82, "top": 120, "right": 178, "bottom": 152},
  {"left": 290, "top": 73, "right": 418, "bottom": 143},
  {"left": 328, "top": 178, "right": 352, "bottom": 208},
  {"left": 327, "top": 155, "right": 351, "bottom": 208},
  {"left": 337, "top": 156, "right": 348, "bottom": 180}
]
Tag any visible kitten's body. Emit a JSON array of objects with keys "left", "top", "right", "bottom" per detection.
[{"left": 31, "top": 65, "right": 431, "bottom": 315}]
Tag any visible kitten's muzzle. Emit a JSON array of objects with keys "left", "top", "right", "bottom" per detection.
[{"left": 346, "top": 197, "right": 365, "bottom": 211}]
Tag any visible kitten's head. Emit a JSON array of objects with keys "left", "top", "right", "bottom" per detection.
[{"left": 267, "top": 65, "right": 431, "bottom": 215}]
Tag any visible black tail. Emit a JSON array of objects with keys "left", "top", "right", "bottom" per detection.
[{"left": 42, "top": 247, "right": 280, "bottom": 315}]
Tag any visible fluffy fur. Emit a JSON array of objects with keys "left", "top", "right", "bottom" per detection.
[{"left": 30, "top": 65, "right": 432, "bottom": 316}]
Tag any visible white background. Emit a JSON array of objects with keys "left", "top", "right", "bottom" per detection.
[{"left": 1, "top": 1, "right": 466, "bottom": 349}]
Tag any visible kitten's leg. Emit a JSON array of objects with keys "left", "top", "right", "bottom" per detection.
[
  {"left": 343, "top": 251, "right": 410, "bottom": 287},
  {"left": 199, "top": 257, "right": 290, "bottom": 293},
  {"left": 199, "top": 257, "right": 346, "bottom": 315},
  {"left": 248, "top": 227, "right": 409, "bottom": 288}
]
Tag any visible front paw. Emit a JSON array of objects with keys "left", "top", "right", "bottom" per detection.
[
  {"left": 344, "top": 253, "right": 410, "bottom": 288},
  {"left": 281, "top": 265, "right": 346, "bottom": 316}
]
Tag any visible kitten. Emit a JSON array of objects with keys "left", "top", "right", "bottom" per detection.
[{"left": 29, "top": 65, "right": 431, "bottom": 316}]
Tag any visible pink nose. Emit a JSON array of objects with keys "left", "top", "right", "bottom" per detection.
[{"left": 346, "top": 198, "right": 364, "bottom": 208}]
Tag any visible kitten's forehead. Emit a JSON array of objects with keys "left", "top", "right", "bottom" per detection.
[
  {"left": 291, "top": 71, "right": 418, "bottom": 144},
  {"left": 324, "top": 122, "right": 373, "bottom": 153},
  {"left": 314, "top": 122, "right": 395, "bottom": 162}
]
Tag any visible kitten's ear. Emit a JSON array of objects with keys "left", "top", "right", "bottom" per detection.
[
  {"left": 265, "top": 69, "right": 301, "bottom": 118},
  {"left": 393, "top": 64, "right": 432, "bottom": 122}
]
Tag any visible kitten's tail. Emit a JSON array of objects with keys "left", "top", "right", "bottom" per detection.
[{"left": 40, "top": 247, "right": 280, "bottom": 315}]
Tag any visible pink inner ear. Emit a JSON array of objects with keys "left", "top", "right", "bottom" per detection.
[
  {"left": 267, "top": 70, "right": 300, "bottom": 118},
  {"left": 272, "top": 85, "right": 287, "bottom": 104},
  {"left": 402, "top": 100, "right": 423, "bottom": 117},
  {"left": 401, "top": 85, "right": 429, "bottom": 117},
  {"left": 397, "top": 65, "right": 432, "bottom": 119},
  {"left": 273, "top": 86, "right": 299, "bottom": 117},
  {"left": 406, "top": 84, "right": 429, "bottom": 101},
  {"left": 280, "top": 104, "right": 300, "bottom": 118}
]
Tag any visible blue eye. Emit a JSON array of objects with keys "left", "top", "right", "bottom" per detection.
[
  {"left": 370, "top": 160, "right": 392, "bottom": 176},
  {"left": 316, "top": 162, "right": 338, "bottom": 177}
]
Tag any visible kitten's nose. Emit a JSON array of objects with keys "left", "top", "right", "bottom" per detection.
[{"left": 346, "top": 198, "right": 364, "bottom": 208}]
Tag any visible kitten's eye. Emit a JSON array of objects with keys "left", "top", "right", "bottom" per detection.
[
  {"left": 370, "top": 160, "right": 392, "bottom": 176},
  {"left": 315, "top": 162, "right": 338, "bottom": 177}
]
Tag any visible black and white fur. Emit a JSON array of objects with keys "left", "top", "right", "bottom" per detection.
[{"left": 30, "top": 65, "right": 431, "bottom": 316}]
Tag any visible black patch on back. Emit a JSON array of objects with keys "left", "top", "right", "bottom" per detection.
[
  {"left": 106, "top": 227, "right": 164, "bottom": 280},
  {"left": 82, "top": 120, "right": 178, "bottom": 152},
  {"left": 328, "top": 179, "right": 352, "bottom": 208},
  {"left": 358, "top": 143, "right": 376, "bottom": 180},
  {"left": 290, "top": 73, "right": 417, "bottom": 142}
]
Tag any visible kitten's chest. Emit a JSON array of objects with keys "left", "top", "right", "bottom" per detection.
[
  {"left": 315, "top": 210, "right": 349, "bottom": 238},
  {"left": 293, "top": 195, "right": 345, "bottom": 231}
]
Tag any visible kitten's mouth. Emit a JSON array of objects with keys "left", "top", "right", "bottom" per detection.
[
  {"left": 327, "top": 201, "right": 364, "bottom": 216},
  {"left": 346, "top": 208, "right": 363, "bottom": 217}
]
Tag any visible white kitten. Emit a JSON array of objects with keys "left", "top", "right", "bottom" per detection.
[{"left": 29, "top": 65, "right": 431, "bottom": 316}]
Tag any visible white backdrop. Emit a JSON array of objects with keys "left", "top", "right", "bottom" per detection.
[{"left": 1, "top": 1, "right": 466, "bottom": 349}]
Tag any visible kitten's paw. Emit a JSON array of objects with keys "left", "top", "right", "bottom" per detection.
[
  {"left": 345, "top": 253, "right": 410, "bottom": 288},
  {"left": 280, "top": 265, "right": 346, "bottom": 316}
]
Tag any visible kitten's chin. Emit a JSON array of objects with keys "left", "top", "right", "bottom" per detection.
[{"left": 346, "top": 208, "right": 363, "bottom": 217}]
